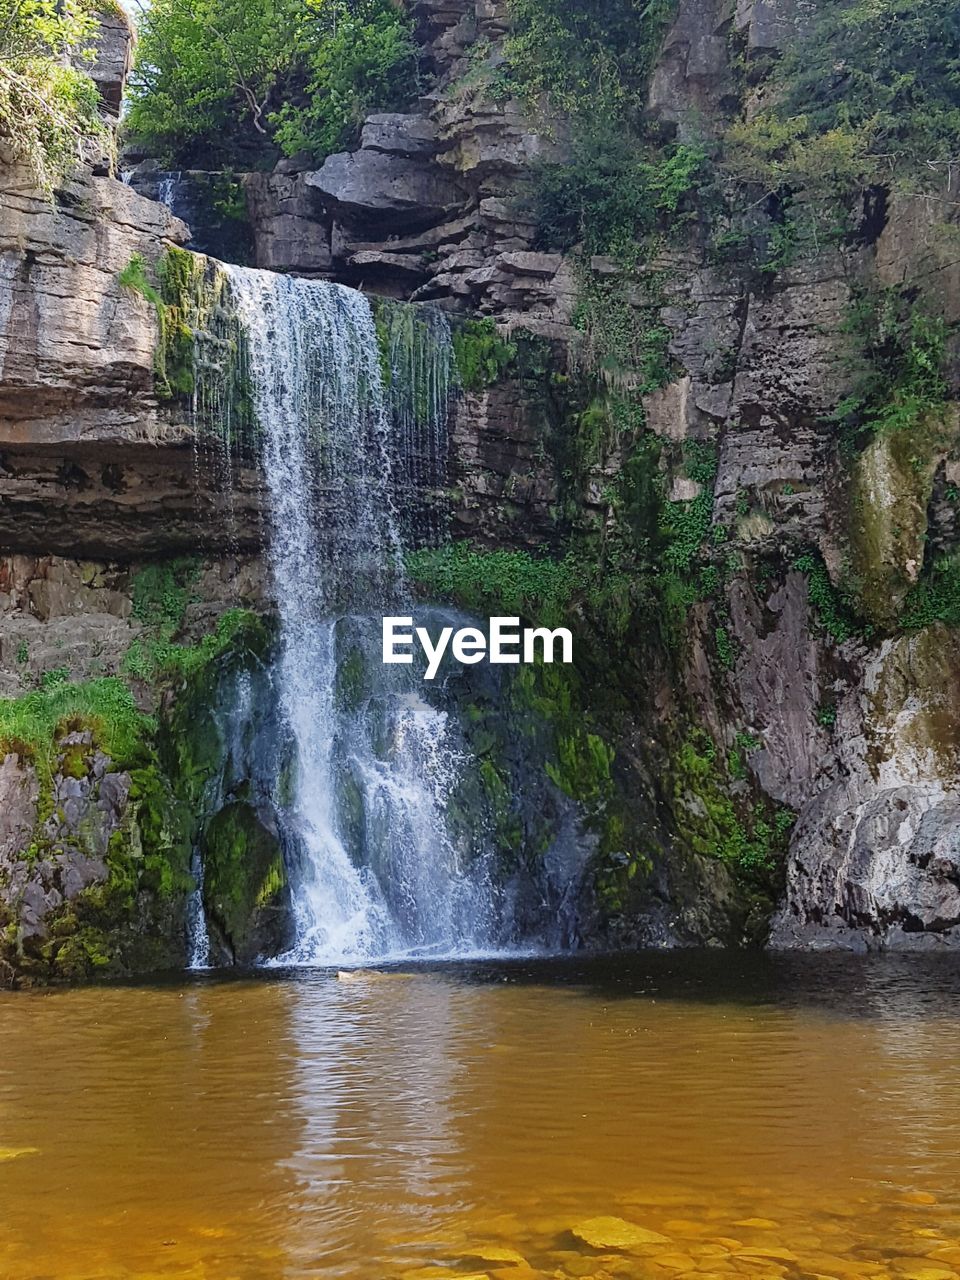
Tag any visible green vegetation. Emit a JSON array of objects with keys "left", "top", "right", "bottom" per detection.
[
  {"left": 671, "top": 729, "right": 794, "bottom": 875},
  {"left": 451, "top": 319, "right": 517, "bottom": 392},
  {"left": 793, "top": 552, "right": 864, "bottom": 645},
  {"left": 407, "top": 544, "right": 579, "bottom": 629},
  {"left": 0, "top": 563, "right": 273, "bottom": 981},
  {"left": 505, "top": 0, "right": 676, "bottom": 120},
  {"left": 533, "top": 135, "right": 709, "bottom": 257},
  {"left": 0, "top": 677, "right": 152, "bottom": 779},
  {"left": 124, "top": 557, "right": 267, "bottom": 685},
  {"left": 120, "top": 248, "right": 229, "bottom": 402},
  {"left": 660, "top": 445, "right": 718, "bottom": 576},
  {"left": 728, "top": 0, "right": 960, "bottom": 196},
  {"left": 407, "top": 540, "right": 656, "bottom": 642},
  {"left": 124, "top": 609, "right": 264, "bottom": 684},
  {"left": 901, "top": 554, "right": 960, "bottom": 630},
  {"left": 500, "top": 0, "right": 709, "bottom": 265},
  {"left": 573, "top": 273, "right": 673, "bottom": 394},
  {"left": 131, "top": 557, "right": 199, "bottom": 636},
  {"left": 728, "top": 731, "right": 761, "bottom": 779},
  {"left": 0, "top": 0, "right": 105, "bottom": 190},
  {"left": 125, "top": 0, "right": 418, "bottom": 168},
  {"left": 202, "top": 803, "right": 286, "bottom": 961},
  {"left": 836, "top": 291, "right": 948, "bottom": 443},
  {"left": 816, "top": 703, "right": 838, "bottom": 728}
]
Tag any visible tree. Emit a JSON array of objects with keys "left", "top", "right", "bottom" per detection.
[
  {"left": 124, "top": 0, "right": 418, "bottom": 167},
  {"left": 0, "top": 0, "right": 104, "bottom": 190}
]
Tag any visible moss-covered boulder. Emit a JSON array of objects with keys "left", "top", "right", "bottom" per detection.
[
  {"left": 201, "top": 802, "right": 290, "bottom": 965},
  {"left": 848, "top": 406, "right": 959, "bottom": 628},
  {"left": 0, "top": 673, "right": 198, "bottom": 983}
]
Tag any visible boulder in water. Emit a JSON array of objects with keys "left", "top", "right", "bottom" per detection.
[
  {"left": 201, "top": 803, "right": 291, "bottom": 965},
  {"left": 571, "top": 1217, "right": 671, "bottom": 1250}
]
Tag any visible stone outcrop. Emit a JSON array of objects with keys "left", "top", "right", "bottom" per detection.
[
  {"left": 0, "top": 163, "right": 263, "bottom": 556},
  {"left": 0, "top": 552, "right": 270, "bottom": 984},
  {"left": 86, "top": 5, "right": 135, "bottom": 118},
  {"left": 771, "top": 626, "right": 960, "bottom": 949},
  {"left": 237, "top": 0, "right": 572, "bottom": 318}
]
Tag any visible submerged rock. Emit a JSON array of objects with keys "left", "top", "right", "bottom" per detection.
[{"left": 571, "top": 1218, "right": 672, "bottom": 1251}]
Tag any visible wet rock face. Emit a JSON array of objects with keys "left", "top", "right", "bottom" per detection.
[
  {"left": 201, "top": 802, "right": 292, "bottom": 965},
  {"left": 0, "top": 163, "right": 266, "bottom": 557},
  {"left": 771, "top": 627, "right": 960, "bottom": 950},
  {"left": 0, "top": 736, "right": 146, "bottom": 979}
]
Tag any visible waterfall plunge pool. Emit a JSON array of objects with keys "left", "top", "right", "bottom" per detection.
[{"left": 2, "top": 951, "right": 960, "bottom": 1278}]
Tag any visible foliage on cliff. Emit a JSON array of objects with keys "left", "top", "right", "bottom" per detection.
[
  {"left": 125, "top": 0, "right": 418, "bottom": 167},
  {"left": 505, "top": 0, "right": 675, "bottom": 120},
  {"left": 728, "top": 0, "right": 960, "bottom": 195},
  {"left": 0, "top": 0, "right": 104, "bottom": 189}
]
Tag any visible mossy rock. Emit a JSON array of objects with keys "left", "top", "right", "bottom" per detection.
[
  {"left": 201, "top": 802, "right": 290, "bottom": 965},
  {"left": 848, "top": 406, "right": 959, "bottom": 628}
]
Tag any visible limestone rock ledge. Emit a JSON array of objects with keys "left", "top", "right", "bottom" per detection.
[{"left": 0, "top": 163, "right": 261, "bottom": 556}]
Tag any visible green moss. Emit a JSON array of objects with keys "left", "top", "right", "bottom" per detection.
[
  {"left": 118, "top": 248, "right": 218, "bottom": 402},
  {"left": 669, "top": 728, "right": 794, "bottom": 876},
  {"left": 477, "top": 758, "right": 524, "bottom": 856},
  {"left": 451, "top": 318, "right": 517, "bottom": 391},
  {"left": 202, "top": 803, "right": 286, "bottom": 959},
  {"left": 512, "top": 662, "right": 617, "bottom": 810},
  {"left": 848, "top": 405, "right": 955, "bottom": 627},
  {"left": 334, "top": 645, "right": 371, "bottom": 713},
  {"left": 0, "top": 678, "right": 153, "bottom": 789}
]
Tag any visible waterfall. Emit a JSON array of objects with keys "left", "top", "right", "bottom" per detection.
[{"left": 220, "top": 267, "right": 497, "bottom": 964}]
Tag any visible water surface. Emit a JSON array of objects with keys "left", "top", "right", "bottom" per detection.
[{"left": 2, "top": 953, "right": 960, "bottom": 1279}]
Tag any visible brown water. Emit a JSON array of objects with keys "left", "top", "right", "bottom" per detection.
[{"left": 2, "top": 954, "right": 960, "bottom": 1280}]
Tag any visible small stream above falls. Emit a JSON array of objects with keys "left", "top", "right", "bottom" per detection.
[{"left": 192, "top": 265, "right": 582, "bottom": 965}]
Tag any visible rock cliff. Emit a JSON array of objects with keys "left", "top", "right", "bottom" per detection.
[{"left": 3, "top": 0, "right": 960, "bottom": 980}]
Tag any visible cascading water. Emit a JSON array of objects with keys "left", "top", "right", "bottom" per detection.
[{"left": 220, "top": 267, "right": 498, "bottom": 964}]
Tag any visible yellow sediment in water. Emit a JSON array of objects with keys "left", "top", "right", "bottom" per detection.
[{"left": 0, "top": 962, "right": 959, "bottom": 1279}]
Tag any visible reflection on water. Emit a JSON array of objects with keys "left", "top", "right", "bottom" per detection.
[{"left": 2, "top": 953, "right": 960, "bottom": 1278}]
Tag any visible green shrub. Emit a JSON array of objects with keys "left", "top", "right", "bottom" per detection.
[
  {"left": 0, "top": 0, "right": 105, "bottom": 190},
  {"left": 725, "top": 0, "right": 960, "bottom": 193},
  {"left": 533, "top": 133, "right": 709, "bottom": 256},
  {"left": 900, "top": 554, "right": 960, "bottom": 630},
  {"left": 835, "top": 293, "right": 948, "bottom": 441},
  {"left": 794, "top": 552, "right": 864, "bottom": 644},
  {"left": 407, "top": 544, "right": 578, "bottom": 628},
  {"left": 505, "top": 0, "right": 676, "bottom": 120},
  {"left": 131, "top": 558, "right": 199, "bottom": 639}
]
